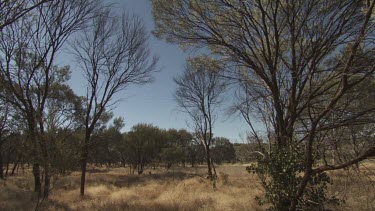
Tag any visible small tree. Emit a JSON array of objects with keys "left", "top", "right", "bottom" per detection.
[
  {"left": 70, "top": 8, "right": 158, "bottom": 196},
  {"left": 162, "top": 129, "right": 193, "bottom": 167},
  {"left": 125, "top": 124, "right": 164, "bottom": 174},
  {"left": 174, "top": 57, "right": 226, "bottom": 181}
]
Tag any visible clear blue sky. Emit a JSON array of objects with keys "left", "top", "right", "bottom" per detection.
[{"left": 62, "top": 0, "right": 249, "bottom": 142}]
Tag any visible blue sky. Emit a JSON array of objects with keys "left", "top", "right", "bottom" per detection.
[{"left": 62, "top": 0, "right": 249, "bottom": 142}]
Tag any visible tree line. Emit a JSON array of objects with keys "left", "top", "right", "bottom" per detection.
[{"left": 0, "top": 116, "right": 246, "bottom": 177}]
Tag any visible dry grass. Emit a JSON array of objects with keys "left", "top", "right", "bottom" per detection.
[
  {"left": 0, "top": 162, "right": 374, "bottom": 211},
  {"left": 326, "top": 161, "right": 375, "bottom": 211},
  {"left": 0, "top": 165, "right": 262, "bottom": 211}
]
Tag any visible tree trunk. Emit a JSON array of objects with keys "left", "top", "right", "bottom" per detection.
[
  {"left": 5, "top": 147, "right": 11, "bottom": 177},
  {"left": 289, "top": 171, "right": 311, "bottom": 211},
  {"left": 290, "top": 134, "right": 315, "bottom": 211},
  {"left": 5, "top": 160, "right": 9, "bottom": 177},
  {"left": 38, "top": 129, "right": 51, "bottom": 198},
  {"left": 137, "top": 163, "right": 144, "bottom": 174},
  {"left": 29, "top": 123, "right": 43, "bottom": 195},
  {"left": 0, "top": 144, "right": 3, "bottom": 179},
  {"left": 205, "top": 146, "right": 213, "bottom": 179},
  {"left": 44, "top": 165, "right": 50, "bottom": 198},
  {"left": 33, "top": 163, "right": 41, "bottom": 194},
  {"left": 80, "top": 140, "right": 89, "bottom": 196},
  {"left": 11, "top": 161, "right": 18, "bottom": 176}
]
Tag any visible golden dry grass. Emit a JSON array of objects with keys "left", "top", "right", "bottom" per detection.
[{"left": 0, "top": 162, "right": 374, "bottom": 211}]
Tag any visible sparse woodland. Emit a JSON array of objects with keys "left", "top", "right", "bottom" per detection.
[{"left": 0, "top": 0, "right": 375, "bottom": 211}]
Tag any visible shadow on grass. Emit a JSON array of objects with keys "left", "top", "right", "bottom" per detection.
[
  {"left": 113, "top": 170, "right": 204, "bottom": 188},
  {"left": 86, "top": 168, "right": 111, "bottom": 174},
  {"left": 96, "top": 200, "right": 212, "bottom": 211}
]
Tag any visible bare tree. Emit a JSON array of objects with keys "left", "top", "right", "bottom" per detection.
[
  {"left": 0, "top": 0, "right": 51, "bottom": 31},
  {"left": 70, "top": 8, "right": 158, "bottom": 196},
  {"left": 0, "top": 0, "right": 99, "bottom": 197},
  {"left": 174, "top": 57, "right": 226, "bottom": 182},
  {"left": 153, "top": 0, "right": 375, "bottom": 209}
]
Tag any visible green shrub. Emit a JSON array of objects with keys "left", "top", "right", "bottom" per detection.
[{"left": 247, "top": 146, "right": 341, "bottom": 210}]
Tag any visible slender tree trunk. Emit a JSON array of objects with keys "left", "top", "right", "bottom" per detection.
[
  {"left": 289, "top": 171, "right": 311, "bottom": 211},
  {"left": 138, "top": 163, "right": 144, "bottom": 174},
  {"left": 80, "top": 135, "right": 90, "bottom": 196},
  {"left": 40, "top": 137, "right": 50, "bottom": 198},
  {"left": 44, "top": 165, "right": 50, "bottom": 198},
  {"left": 121, "top": 156, "right": 126, "bottom": 167},
  {"left": 0, "top": 144, "right": 3, "bottom": 179},
  {"left": 33, "top": 163, "right": 41, "bottom": 194},
  {"left": 80, "top": 153, "right": 88, "bottom": 196},
  {"left": 5, "top": 147, "right": 11, "bottom": 177},
  {"left": 29, "top": 122, "right": 42, "bottom": 194},
  {"left": 289, "top": 130, "right": 316, "bottom": 211},
  {"left": 5, "top": 161, "right": 9, "bottom": 177},
  {"left": 205, "top": 145, "right": 213, "bottom": 179},
  {"left": 211, "top": 157, "right": 216, "bottom": 177},
  {"left": 11, "top": 161, "right": 18, "bottom": 176}
]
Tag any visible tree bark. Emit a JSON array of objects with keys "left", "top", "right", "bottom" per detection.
[
  {"left": 5, "top": 161, "right": 9, "bottom": 177},
  {"left": 11, "top": 161, "right": 18, "bottom": 176},
  {"left": 0, "top": 144, "right": 3, "bottom": 179},
  {"left": 39, "top": 133, "right": 51, "bottom": 198},
  {"left": 29, "top": 121, "right": 42, "bottom": 194},
  {"left": 5, "top": 146, "right": 11, "bottom": 177},
  {"left": 80, "top": 138, "right": 89, "bottom": 196},
  {"left": 205, "top": 145, "right": 213, "bottom": 179},
  {"left": 33, "top": 163, "right": 41, "bottom": 194},
  {"left": 191, "top": 154, "right": 195, "bottom": 167},
  {"left": 44, "top": 165, "right": 50, "bottom": 198}
]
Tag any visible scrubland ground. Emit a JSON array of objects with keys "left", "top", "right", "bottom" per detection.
[{"left": 0, "top": 163, "right": 374, "bottom": 211}]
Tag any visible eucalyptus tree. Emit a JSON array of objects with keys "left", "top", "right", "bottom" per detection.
[
  {"left": 153, "top": 0, "right": 375, "bottom": 209},
  {"left": 163, "top": 129, "right": 193, "bottom": 167},
  {"left": 125, "top": 124, "right": 164, "bottom": 174},
  {"left": 0, "top": 0, "right": 99, "bottom": 197},
  {"left": 174, "top": 57, "right": 226, "bottom": 181},
  {"left": 70, "top": 8, "right": 158, "bottom": 196}
]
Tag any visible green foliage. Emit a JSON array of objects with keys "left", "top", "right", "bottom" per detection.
[
  {"left": 247, "top": 146, "right": 340, "bottom": 211},
  {"left": 212, "top": 137, "right": 235, "bottom": 164},
  {"left": 48, "top": 130, "right": 83, "bottom": 174},
  {"left": 124, "top": 124, "right": 165, "bottom": 174},
  {"left": 112, "top": 117, "right": 125, "bottom": 132},
  {"left": 162, "top": 129, "right": 192, "bottom": 166}
]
